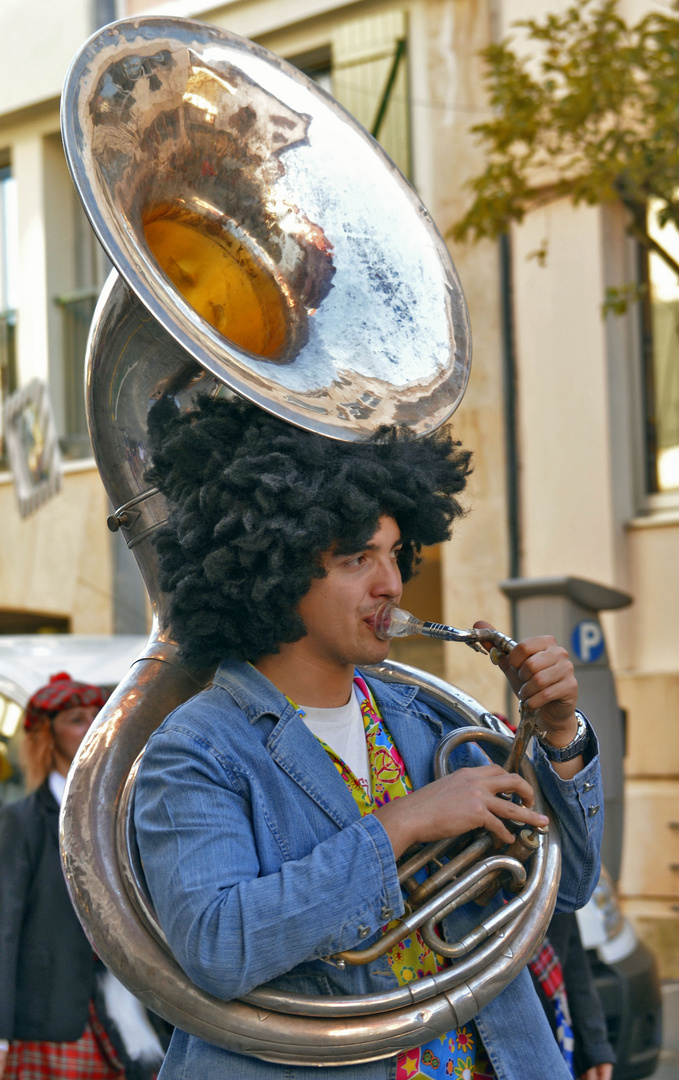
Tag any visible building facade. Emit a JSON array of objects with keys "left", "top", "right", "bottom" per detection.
[{"left": 0, "top": 0, "right": 677, "bottom": 970}]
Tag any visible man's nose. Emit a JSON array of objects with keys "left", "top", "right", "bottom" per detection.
[{"left": 372, "top": 557, "right": 401, "bottom": 598}]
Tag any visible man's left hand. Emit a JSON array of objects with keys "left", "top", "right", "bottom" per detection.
[
  {"left": 474, "top": 622, "right": 578, "bottom": 746},
  {"left": 580, "top": 1065, "right": 613, "bottom": 1080}
]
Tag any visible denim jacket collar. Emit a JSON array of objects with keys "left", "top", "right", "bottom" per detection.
[
  {"left": 211, "top": 660, "right": 364, "bottom": 829},
  {"left": 212, "top": 658, "right": 423, "bottom": 724},
  {"left": 212, "top": 659, "right": 291, "bottom": 723},
  {"left": 212, "top": 659, "right": 447, "bottom": 810}
]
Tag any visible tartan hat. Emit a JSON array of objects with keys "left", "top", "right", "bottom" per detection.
[{"left": 24, "top": 672, "right": 105, "bottom": 731}]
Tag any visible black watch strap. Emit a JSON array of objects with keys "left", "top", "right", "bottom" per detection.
[{"left": 537, "top": 710, "right": 589, "bottom": 762}]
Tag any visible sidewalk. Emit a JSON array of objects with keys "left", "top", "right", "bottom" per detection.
[{"left": 649, "top": 982, "right": 679, "bottom": 1079}]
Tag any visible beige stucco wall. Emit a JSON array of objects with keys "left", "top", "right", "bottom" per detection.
[
  {"left": 0, "top": 465, "right": 114, "bottom": 634},
  {"left": 622, "top": 521, "right": 679, "bottom": 674},
  {"left": 0, "top": 0, "right": 89, "bottom": 117},
  {"left": 511, "top": 201, "right": 619, "bottom": 586},
  {"left": 616, "top": 523, "right": 679, "bottom": 973}
]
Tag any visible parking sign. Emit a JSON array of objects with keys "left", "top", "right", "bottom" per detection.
[{"left": 571, "top": 619, "right": 605, "bottom": 663}]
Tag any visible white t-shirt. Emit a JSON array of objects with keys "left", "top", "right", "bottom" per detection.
[
  {"left": 298, "top": 686, "right": 371, "bottom": 800},
  {"left": 48, "top": 770, "right": 67, "bottom": 806}
]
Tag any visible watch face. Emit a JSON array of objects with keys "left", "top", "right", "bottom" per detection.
[{"left": 539, "top": 714, "right": 588, "bottom": 761}]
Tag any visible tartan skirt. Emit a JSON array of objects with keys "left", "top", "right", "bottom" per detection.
[{"left": 5, "top": 1002, "right": 125, "bottom": 1080}]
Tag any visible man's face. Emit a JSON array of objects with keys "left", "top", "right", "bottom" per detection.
[{"left": 296, "top": 515, "right": 403, "bottom": 670}]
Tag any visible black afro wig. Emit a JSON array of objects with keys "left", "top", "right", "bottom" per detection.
[{"left": 147, "top": 393, "right": 472, "bottom": 665}]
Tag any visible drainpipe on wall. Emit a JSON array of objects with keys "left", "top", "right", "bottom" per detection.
[
  {"left": 499, "top": 233, "right": 521, "bottom": 716},
  {"left": 499, "top": 235, "right": 521, "bottom": 602},
  {"left": 92, "top": 0, "right": 116, "bottom": 31}
]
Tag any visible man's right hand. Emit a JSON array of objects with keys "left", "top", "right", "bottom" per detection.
[
  {"left": 372, "top": 764, "right": 549, "bottom": 860},
  {"left": 0, "top": 1046, "right": 8, "bottom": 1080}
]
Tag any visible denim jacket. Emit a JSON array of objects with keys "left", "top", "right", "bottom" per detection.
[{"left": 134, "top": 660, "right": 604, "bottom": 1080}]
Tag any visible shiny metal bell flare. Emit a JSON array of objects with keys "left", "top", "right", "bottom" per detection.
[{"left": 61, "top": 17, "right": 471, "bottom": 441}]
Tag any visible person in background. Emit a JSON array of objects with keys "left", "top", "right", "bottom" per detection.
[
  {"left": 493, "top": 711, "right": 615, "bottom": 1080},
  {"left": 530, "top": 912, "right": 615, "bottom": 1080},
  {"left": 0, "top": 672, "right": 166, "bottom": 1080}
]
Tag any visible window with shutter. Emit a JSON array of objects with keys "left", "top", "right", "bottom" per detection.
[{"left": 330, "top": 10, "right": 410, "bottom": 180}]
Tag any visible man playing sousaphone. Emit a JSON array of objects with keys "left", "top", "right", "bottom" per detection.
[{"left": 133, "top": 393, "right": 604, "bottom": 1080}]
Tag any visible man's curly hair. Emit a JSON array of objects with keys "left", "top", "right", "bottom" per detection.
[{"left": 147, "top": 394, "right": 472, "bottom": 665}]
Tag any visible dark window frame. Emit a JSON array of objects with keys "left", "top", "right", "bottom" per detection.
[
  {"left": 638, "top": 235, "right": 679, "bottom": 497},
  {"left": 0, "top": 163, "right": 17, "bottom": 470}
]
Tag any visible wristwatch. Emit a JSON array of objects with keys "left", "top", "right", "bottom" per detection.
[{"left": 537, "top": 710, "right": 589, "bottom": 762}]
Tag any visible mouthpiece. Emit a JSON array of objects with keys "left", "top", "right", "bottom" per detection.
[
  {"left": 373, "top": 602, "right": 425, "bottom": 640},
  {"left": 373, "top": 602, "right": 517, "bottom": 656}
]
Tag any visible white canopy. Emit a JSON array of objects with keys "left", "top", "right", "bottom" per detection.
[{"left": 0, "top": 634, "right": 147, "bottom": 711}]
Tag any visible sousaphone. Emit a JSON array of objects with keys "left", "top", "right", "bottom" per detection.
[{"left": 59, "top": 17, "right": 559, "bottom": 1065}]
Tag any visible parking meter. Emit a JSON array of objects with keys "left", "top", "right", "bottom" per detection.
[{"left": 499, "top": 576, "right": 632, "bottom": 882}]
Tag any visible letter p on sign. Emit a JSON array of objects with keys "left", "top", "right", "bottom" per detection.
[{"left": 571, "top": 620, "right": 605, "bottom": 663}]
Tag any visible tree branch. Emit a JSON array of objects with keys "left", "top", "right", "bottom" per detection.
[{"left": 619, "top": 196, "right": 679, "bottom": 281}]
